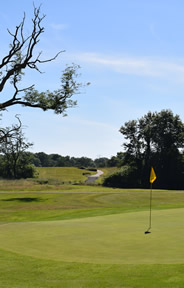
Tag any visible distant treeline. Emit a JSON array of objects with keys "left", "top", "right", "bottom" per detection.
[{"left": 29, "top": 152, "right": 125, "bottom": 168}]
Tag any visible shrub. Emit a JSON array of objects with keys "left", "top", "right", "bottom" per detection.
[{"left": 103, "top": 165, "right": 140, "bottom": 188}]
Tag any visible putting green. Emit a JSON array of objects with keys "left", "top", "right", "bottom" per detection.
[{"left": 0, "top": 208, "right": 184, "bottom": 264}]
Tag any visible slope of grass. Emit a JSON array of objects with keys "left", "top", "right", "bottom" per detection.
[
  {"left": 0, "top": 167, "right": 117, "bottom": 191},
  {"left": 0, "top": 166, "right": 99, "bottom": 191},
  {"left": 36, "top": 167, "right": 94, "bottom": 183}
]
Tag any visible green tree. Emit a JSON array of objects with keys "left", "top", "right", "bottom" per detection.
[
  {"left": 151, "top": 110, "right": 184, "bottom": 188},
  {"left": 94, "top": 157, "right": 109, "bottom": 168},
  {"left": 119, "top": 109, "right": 184, "bottom": 189},
  {"left": 34, "top": 152, "right": 51, "bottom": 167},
  {"left": 0, "top": 124, "right": 35, "bottom": 179},
  {"left": 28, "top": 152, "right": 41, "bottom": 167}
]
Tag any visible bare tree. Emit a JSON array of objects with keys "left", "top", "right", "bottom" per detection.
[
  {"left": 0, "top": 115, "right": 22, "bottom": 144},
  {"left": 0, "top": 5, "right": 86, "bottom": 114}
]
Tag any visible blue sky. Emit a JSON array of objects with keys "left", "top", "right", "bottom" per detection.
[{"left": 1, "top": 0, "right": 184, "bottom": 159}]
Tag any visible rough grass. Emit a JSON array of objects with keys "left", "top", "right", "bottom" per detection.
[
  {"left": 0, "top": 166, "right": 97, "bottom": 191},
  {"left": 0, "top": 167, "right": 117, "bottom": 191}
]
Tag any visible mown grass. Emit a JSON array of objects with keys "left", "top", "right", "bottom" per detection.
[
  {"left": 1, "top": 209, "right": 184, "bottom": 264},
  {"left": 1, "top": 248, "right": 184, "bottom": 288},
  {"left": 0, "top": 189, "right": 184, "bottom": 223},
  {"left": 36, "top": 166, "right": 95, "bottom": 183},
  {"left": 0, "top": 169, "right": 184, "bottom": 287}
]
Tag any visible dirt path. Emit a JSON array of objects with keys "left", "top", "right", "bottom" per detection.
[{"left": 85, "top": 170, "right": 104, "bottom": 183}]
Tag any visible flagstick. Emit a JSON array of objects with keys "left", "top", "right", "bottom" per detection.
[
  {"left": 149, "top": 183, "right": 152, "bottom": 230},
  {"left": 145, "top": 183, "right": 152, "bottom": 234}
]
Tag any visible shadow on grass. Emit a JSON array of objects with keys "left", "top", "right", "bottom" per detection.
[{"left": 2, "top": 197, "right": 43, "bottom": 202}]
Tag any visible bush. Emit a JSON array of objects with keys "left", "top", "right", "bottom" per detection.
[
  {"left": 16, "top": 164, "right": 36, "bottom": 179},
  {"left": 87, "top": 168, "right": 97, "bottom": 172},
  {"left": 0, "top": 158, "right": 36, "bottom": 179},
  {"left": 103, "top": 165, "right": 140, "bottom": 188}
]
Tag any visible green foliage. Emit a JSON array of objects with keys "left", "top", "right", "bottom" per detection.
[
  {"left": 119, "top": 109, "right": 184, "bottom": 189},
  {"left": 94, "top": 157, "right": 109, "bottom": 167},
  {"left": 0, "top": 153, "right": 36, "bottom": 179},
  {"left": 106, "top": 152, "right": 125, "bottom": 167},
  {"left": 103, "top": 165, "right": 140, "bottom": 188},
  {"left": 30, "top": 152, "right": 123, "bottom": 168},
  {"left": 0, "top": 126, "right": 35, "bottom": 179},
  {"left": 23, "top": 64, "right": 82, "bottom": 115}
]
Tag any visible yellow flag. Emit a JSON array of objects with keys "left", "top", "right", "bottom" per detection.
[{"left": 150, "top": 167, "right": 156, "bottom": 183}]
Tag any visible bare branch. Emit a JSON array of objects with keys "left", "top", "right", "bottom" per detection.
[
  {"left": 0, "top": 5, "right": 83, "bottom": 115},
  {"left": 36, "top": 51, "right": 64, "bottom": 64},
  {"left": 0, "top": 5, "right": 62, "bottom": 99},
  {"left": 0, "top": 115, "right": 22, "bottom": 144}
]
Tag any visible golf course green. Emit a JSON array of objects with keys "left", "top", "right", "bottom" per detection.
[
  {"left": 1, "top": 176, "right": 184, "bottom": 287},
  {"left": 0, "top": 208, "right": 184, "bottom": 265}
]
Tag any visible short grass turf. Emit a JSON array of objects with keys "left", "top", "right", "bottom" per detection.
[
  {"left": 1, "top": 249, "right": 184, "bottom": 288},
  {"left": 1, "top": 189, "right": 184, "bottom": 223},
  {"left": 1, "top": 188, "right": 184, "bottom": 287},
  {"left": 0, "top": 208, "right": 184, "bottom": 264}
]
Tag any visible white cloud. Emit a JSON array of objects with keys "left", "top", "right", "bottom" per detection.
[
  {"left": 50, "top": 23, "right": 68, "bottom": 31},
  {"left": 74, "top": 52, "right": 184, "bottom": 82}
]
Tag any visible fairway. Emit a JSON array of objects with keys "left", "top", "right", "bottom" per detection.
[{"left": 0, "top": 208, "right": 184, "bottom": 264}]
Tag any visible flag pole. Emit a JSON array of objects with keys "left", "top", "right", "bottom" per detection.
[
  {"left": 145, "top": 183, "right": 152, "bottom": 234},
  {"left": 145, "top": 167, "right": 156, "bottom": 234},
  {"left": 149, "top": 182, "right": 152, "bottom": 230}
]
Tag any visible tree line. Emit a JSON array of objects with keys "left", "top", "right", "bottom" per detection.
[
  {"left": 0, "top": 149, "right": 124, "bottom": 179},
  {"left": 0, "top": 119, "right": 124, "bottom": 179},
  {"left": 30, "top": 152, "right": 124, "bottom": 168},
  {"left": 104, "top": 110, "right": 184, "bottom": 190}
]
